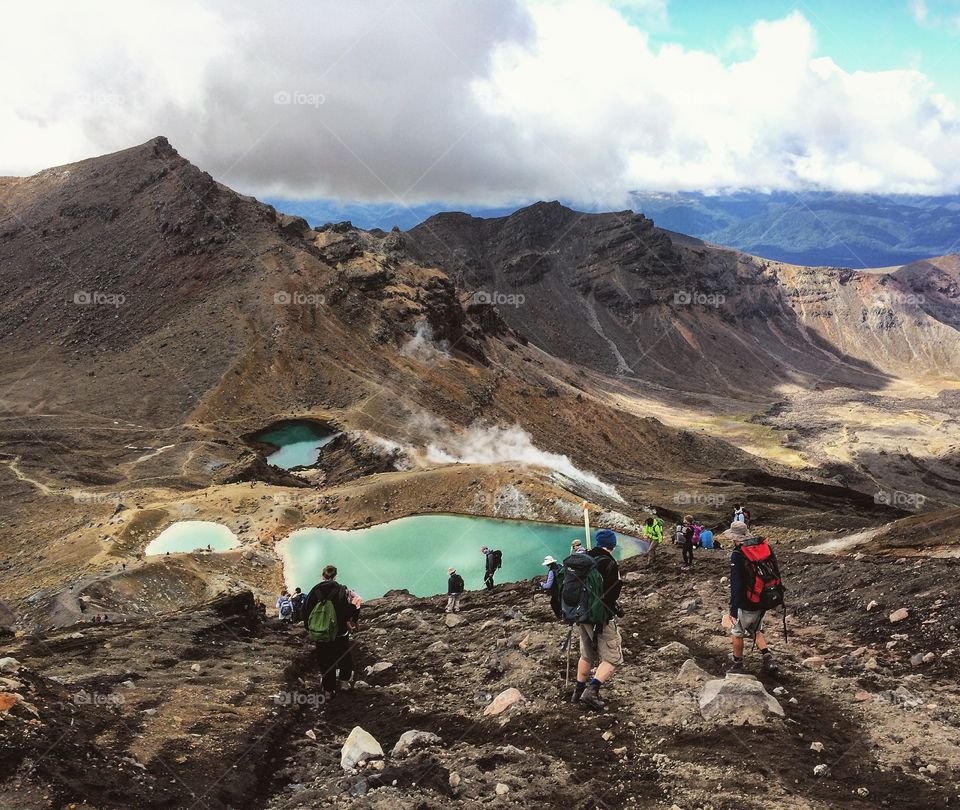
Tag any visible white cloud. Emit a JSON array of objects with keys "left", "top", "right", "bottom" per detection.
[
  {"left": 909, "top": 0, "right": 929, "bottom": 23},
  {"left": 1, "top": 0, "right": 959, "bottom": 204}
]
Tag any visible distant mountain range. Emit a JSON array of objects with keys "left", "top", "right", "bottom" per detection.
[
  {"left": 269, "top": 190, "right": 960, "bottom": 268},
  {"left": 630, "top": 191, "right": 960, "bottom": 268}
]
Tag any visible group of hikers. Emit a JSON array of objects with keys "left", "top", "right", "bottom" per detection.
[{"left": 276, "top": 501, "right": 783, "bottom": 706}]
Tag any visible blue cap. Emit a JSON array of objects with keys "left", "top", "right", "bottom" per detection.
[{"left": 595, "top": 529, "right": 617, "bottom": 549}]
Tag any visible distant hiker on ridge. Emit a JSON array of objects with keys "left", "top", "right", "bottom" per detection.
[
  {"left": 303, "top": 564, "right": 359, "bottom": 697},
  {"left": 565, "top": 529, "right": 624, "bottom": 710},
  {"left": 724, "top": 521, "right": 783, "bottom": 675},
  {"left": 446, "top": 567, "right": 464, "bottom": 613},
  {"left": 732, "top": 503, "right": 751, "bottom": 527},
  {"left": 481, "top": 546, "right": 502, "bottom": 590}
]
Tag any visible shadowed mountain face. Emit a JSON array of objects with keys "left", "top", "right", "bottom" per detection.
[{"left": 405, "top": 205, "right": 960, "bottom": 397}]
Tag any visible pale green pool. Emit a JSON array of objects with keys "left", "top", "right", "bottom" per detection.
[
  {"left": 278, "top": 514, "right": 649, "bottom": 599},
  {"left": 144, "top": 521, "right": 239, "bottom": 555},
  {"left": 254, "top": 421, "right": 336, "bottom": 470}
]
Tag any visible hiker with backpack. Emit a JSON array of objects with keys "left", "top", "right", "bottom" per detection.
[
  {"left": 680, "top": 514, "right": 696, "bottom": 571},
  {"left": 291, "top": 587, "right": 307, "bottom": 623},
  {"left": 732, "top": 503, "right": 751, "bottom": 527},
  {"left": 723, "top": 521, "right": 782, "bottom": 674},
  {"left": 538, "top": 555, "right": 563, "bottom": 619},
  {"left": 303, "top": 565, "right": 359, "bottom": 697},
  {"left": 276, "top": 590, "right": 294, "bottom": 623},
  {"left": 481, "top": 546, "right": 502, "bottom": 590},
  {"left": 446, "top": 567, "right": 465, "bottom": 613},
  {"left": 564, "top": 529, "right": 624, "bottom": 710},
  {"left": 643, "top": 516, "right": 663, "bottom": 564}
]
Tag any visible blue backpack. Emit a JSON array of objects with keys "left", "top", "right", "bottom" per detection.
[{"left": 700, "top": 529, "right": 714, "bottom": 549}]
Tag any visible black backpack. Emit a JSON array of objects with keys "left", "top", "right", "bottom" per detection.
[
  {"left": 450, "top": 574, "right": 464, "bottom": 592},
  {"left": 559, "top": 553, "right": 607, "bottom": 625},
  {"left": 491, "top": 550, "right": 503, "bottom": 570}
]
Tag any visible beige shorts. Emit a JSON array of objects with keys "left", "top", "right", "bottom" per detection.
[{"left": 578, "top": 619, "right": 624, "bottom": 667}]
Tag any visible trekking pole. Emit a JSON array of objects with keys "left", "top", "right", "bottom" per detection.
[{"left": 582, "top": 502, "right": 592, "bottom": 550}]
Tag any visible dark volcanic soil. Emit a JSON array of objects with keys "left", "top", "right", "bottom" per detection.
[{"left": 3, "top": 549, "right": 959, "bottom": 809}]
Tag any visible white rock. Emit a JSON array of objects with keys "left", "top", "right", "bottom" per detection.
[
  {"left": 189, "top": 663, "right": 201, "bottom": 673},
  {"left": 341, "top": 726, "right": 384, "bottom": 770},
  {"left": 866, "top": 600, "right": 878, "bottom": 612},
  {"left": 699, "top": 675, "right": 784, "bottom": 724},
  {"left": 657, "top": 641, "right": 690, "bottom": 656},
  {"left": 677, "top": 658, "right": 711, "bottom": 686},
  {"left": 445, "top": 613, "right": 467, "bottom": 628},
  {"left": 364, "top": 662, "right": 393, "bottom": 676},
  {"left": 0, "top": 658, "right": 20, "bottom": 674},
  {"left": 495, "top": 783, "right": 509, "bottom": 795},
  {"left": 810, "top": 742, "right": 824, "bottom": 752},
  {"left": 889, "top": 608, "right": 909, "bottom": 623},
  {"left": 483, "top": 687, "right": 524, "bottom": 717},
  {"left": 802, "top": 656, "right": 826, "bottom": 668},
  {"left": 391, "top": 730, "right": 441, "bottom": 757},
  {"left": 923, "top": 652, "right": 936, "bottom": 664},
  {"left": 602, "top": 731, "right": 615, "bottom": 741},
  {"left": 814, "top": 764, "right": 829, "bottom": 777},
  {"left": 449, "top": 772, "right": 461, "bottom": 788}
]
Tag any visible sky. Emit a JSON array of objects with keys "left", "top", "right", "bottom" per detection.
[{"left": 2, "top": 0, "right": 960, "bottom": 223}]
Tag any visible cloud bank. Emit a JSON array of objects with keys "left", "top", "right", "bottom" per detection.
[{"left": 2, "top": 0, "right": 959, "bottom": 205}]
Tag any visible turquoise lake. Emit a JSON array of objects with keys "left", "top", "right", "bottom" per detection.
[
  {"left": 278, "top": 514, "right": 650, "bottom": 599},
  {"left": 144, "top": 520, "right": 239, "bottom": 555},
  {"left": 255, "top": 422, "right": 336, "bottom": 469}
]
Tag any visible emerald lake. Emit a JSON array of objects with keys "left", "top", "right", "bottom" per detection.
[
  {"left": 278, "top": 514, "right": 650, "bottom": 599},
  {"left": 253, "top": 421, "right": 336, "bottom": 469},
  {"left": 144, "top": 521, "right": 239, "bottom": 555}
]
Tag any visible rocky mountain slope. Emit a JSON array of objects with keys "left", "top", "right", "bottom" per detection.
[{"left": 3, "top": 547, "right": 959, "bottom": 808}]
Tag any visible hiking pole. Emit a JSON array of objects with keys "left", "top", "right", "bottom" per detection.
[{"left": 582, "top": 501, "right": 592, "bottom": 550}]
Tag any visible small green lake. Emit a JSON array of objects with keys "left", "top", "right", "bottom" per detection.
[
  {"left": 253, "top": 421, "right": 336, "bottom": 469},
  {"left": 278, "top": 514, "right": 649, "bottom": 599},
  {"left": 144, "top": 521, "right": 239, "bottom": 555}
]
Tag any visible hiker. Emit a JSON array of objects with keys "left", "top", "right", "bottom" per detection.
[
  {"left": 481, "top": 546, "right": 502, "bottom": 590},
  {"left": 291, "top": 587, "right": 307, "bottom": 622},
  {"left": 253, "top": 596, "right": 267, "bottom": 622},
  {"left": 446, "top": 567, "right": 465, "bottom": 613},
  {"left": 724, "top": 521, "right": 782, "bottom": 674},
  {"left": 303, "top": 564, "right": 359, "bottom": 696},
  {"left": 700, "top": 527, "right": 715, "bottom": 550},
  {"left": 732, "top": 503, "right": 751, "bottom": 526},
  {"left": 276, "top": 590, "right": 294, "bottom": 623},
  {"left": 567, "top": 529, "right": 623, "bottom": 710},
  {"left": 680, "top": 514, "right": 696, "bottom": 571},
  {"left": 643, "top": 516, "right": 663, "bottom": 564},
  {"left": 538, "top": 555, "right": 563, "bottom": 619},
  {"left": 571, "top": 538, "right": 586, "bottom": 554}
]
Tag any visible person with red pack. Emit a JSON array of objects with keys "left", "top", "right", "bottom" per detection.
[{"left": 723, "top": 521, "right": 784, "bottom": 674}]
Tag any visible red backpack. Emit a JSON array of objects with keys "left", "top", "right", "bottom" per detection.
[{"left": 739, "top": 538, "right": 785, "bottom": 611}]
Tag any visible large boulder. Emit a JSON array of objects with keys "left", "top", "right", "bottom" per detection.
[
  {"left": 340, "top": 726, "right": 384, "bottom": 770},
  {"left": 699, "top": 674, "right": 784, "bottom": 724}
]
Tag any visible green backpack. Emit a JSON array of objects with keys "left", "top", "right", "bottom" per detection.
[{"left": 306, "top": 596, "right": 339, "bottom": 642}]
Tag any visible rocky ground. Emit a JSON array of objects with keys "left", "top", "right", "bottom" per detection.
[{"left": 3, "top": 544, "right": 959, "bottom": 809}]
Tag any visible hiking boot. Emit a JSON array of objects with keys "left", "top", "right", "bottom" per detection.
[
  {"left": 579, "top": 683, "right": 605, "bottom": 711},
  {"left": 727, "top": 660, "right": 745, "bottom": 674},
  {"left": 571, "top": 683, "right": 585, "bottom": 704},
  {"left": 760, "top": 655, "right": 779, "bottom": 674}
]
